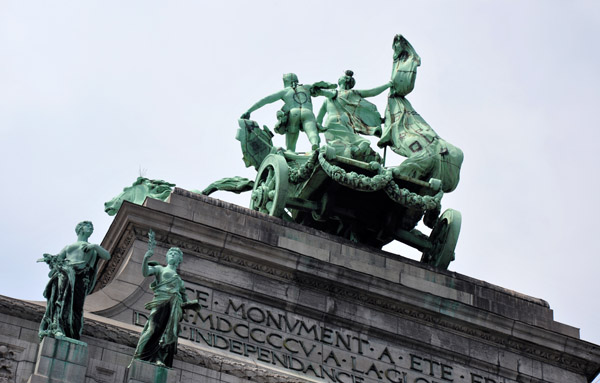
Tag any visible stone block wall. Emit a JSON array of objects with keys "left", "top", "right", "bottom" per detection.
[
  {"left": 0, "top": 311, "right": 40, "bottom": 383},
  {"left": 2, "top": 190, "right": 599, "bottom": 383},
  {"left": 0, "top": 296, "right": 311, "bottom": 383}
]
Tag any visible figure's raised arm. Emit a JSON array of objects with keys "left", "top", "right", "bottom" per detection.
[
  {"left": 315, "top": 88, "right": 337, "bottom": 99},
  {"left": 356, "top": 81, "right": 393, "bottom": 98},
  {"left": 310, "top": 81, "right": 337, "bottom": 98},
  {"left": 142, "top": 230, "right": 157, "bottom": 277},
  {"left": 241, "top": 90, "right": 285, "bottom": 119}
]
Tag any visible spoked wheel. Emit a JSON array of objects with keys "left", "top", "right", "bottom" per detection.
[
  {"left": 249, "top": 154, "right": 289, "bottom": 218},
  {"left": 421, "top": 209, "right": 462, "bottom": 270}
]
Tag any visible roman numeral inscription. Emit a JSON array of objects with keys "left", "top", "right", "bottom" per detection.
[{"left": 133, "top": 287, "right": 500, "bottom": 383}]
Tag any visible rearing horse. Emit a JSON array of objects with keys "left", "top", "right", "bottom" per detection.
[{"left": 378, "top": 35, "right": 463, "bottom": 193}]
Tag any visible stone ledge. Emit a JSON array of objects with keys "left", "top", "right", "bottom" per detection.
[
  {"left": 165, "top": 189, "right": 554, "bottom": 309},
  {"left": 1, "top": 294, "right": 599, "bottom": 381},
  {"left": 80, "top": 196, "right": 595, "bottom": 371}
]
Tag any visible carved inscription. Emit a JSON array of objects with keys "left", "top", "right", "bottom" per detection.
[{"left": 133, "top": 286, "right": 502, "bottom": 383}]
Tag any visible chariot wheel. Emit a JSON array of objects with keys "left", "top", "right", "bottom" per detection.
[
  {"left": 249, "top": 154, "right": 289, "bottom": 218},
  {"left": 421, "top": 209, "right": 462, "bottom": 270}
]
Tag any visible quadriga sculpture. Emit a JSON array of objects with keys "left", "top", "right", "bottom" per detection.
[{"left": 208, "top": 34, "right": 464, "bottom": 269}]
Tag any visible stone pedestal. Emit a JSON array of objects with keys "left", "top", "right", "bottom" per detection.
[
  {"left": 125, "top": 359, "right": 178, "bottom": 383},
  {"left": 27, "top": 336, "right": 88, "bottom": 383}
]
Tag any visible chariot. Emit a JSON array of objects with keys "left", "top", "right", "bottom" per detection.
[{"left": 238, "top": 119, "right": 461, "bottom": 269}]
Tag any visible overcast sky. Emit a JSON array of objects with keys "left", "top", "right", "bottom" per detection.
[{"left": 1, "top": 0, "right": 599, "bottom": 369}]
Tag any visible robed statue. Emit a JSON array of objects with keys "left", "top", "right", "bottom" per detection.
[
  {"left": 131, "top": 230, "right": 199, "bottom": 367},
  {"left": 38, "top": 221, "right": 111, "bottom": 340},
  {"left": 316, "top": 70, "right": 390, "bottom": 162}
]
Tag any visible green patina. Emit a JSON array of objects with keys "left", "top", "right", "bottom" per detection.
[
  {"left": 316, "top": 70, "right": 389, "bottom": 163},
  {"left": 378, "top": 35, "right": 463, "bottom": 193},
  {"left": 154, "top": 365, "right": 168, "bottom": 383},
  {"left": 201, "top": 176, "right": 254, "bottom": 196},
  {"left": 131, "top": 230, "right": 200, "bottom": 368},
  {"left": 241, "top": 73, "right": 336, "bottom": 151},
  {"left": 225, "top": 35, "right": 463, "bottom": 269},
  {"left": 104, "top": 177, "right": 175, "bottom": 216},
  {"left": 38, "top": 221, "right": 111, "bottom": 340},
  {"left": 103, "top": 35, "right": 463, "bottom": 270}
]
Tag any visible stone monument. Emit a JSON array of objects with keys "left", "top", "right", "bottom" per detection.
[
  {"left": 0, "top": 189, "right": 598, "bottom": 382},
  {"left": 29, "top": 221, "right": 110, "bottom": 383},
  {"left": 0, "top": 34, "right": 596, "bottom": 383}
]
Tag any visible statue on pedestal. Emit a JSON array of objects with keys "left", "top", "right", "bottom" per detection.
[
  {"left": 38, "top": 221, "right": 111, "bottom": 340},
  {"left": 131, "top": 230, "right": 199, "bottom": 368}
]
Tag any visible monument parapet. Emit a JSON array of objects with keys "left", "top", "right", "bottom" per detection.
[
  {"left": 80, "top": 188, "right": 599, "bottom": 382},
  {"left": 1, "top": 188, "right": 599, "bottom": 382},
  {"left": 2, "top": 33, "right": 598, "bottom": 383}
]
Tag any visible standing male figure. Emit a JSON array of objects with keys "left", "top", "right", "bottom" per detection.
[
  {"left": 38, "top": 221, "right": 111, "bottom": 340},
  {"left": 241, "top": 73, "right": 333, "bottom": 152}
]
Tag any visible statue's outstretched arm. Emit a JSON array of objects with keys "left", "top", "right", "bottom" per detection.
[
  {"left": 315, "top": 88, "right": 336, "bottom": 99},
  {"left": 241, "top": 90, "right": 285, "bottom": 119},
  {"left": 142, "top": 250, "right": 156, "bottom": 277},
  {"left": 356, "top": 81, "right": 393, "bottom": 98}
]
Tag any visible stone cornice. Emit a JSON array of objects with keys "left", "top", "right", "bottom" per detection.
[
  {"left": 173, "top": 188, "right": 552, "bottom": 309},
  {"left": 292, "top": 274, "right": 599, "bottom": 377},
  {"left": 93, "top": 223, "right": 136, "bottom": 293},
  {"left": 0, "top": 295, "right": 44, "bottom": 323}
]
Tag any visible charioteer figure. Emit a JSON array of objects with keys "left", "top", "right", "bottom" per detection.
[
  {"left": 241, "top": 73, "right": 335, "bottom": 152},
  {"left": 316, "top": 69, "right": 391, "bottom": 161}
]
